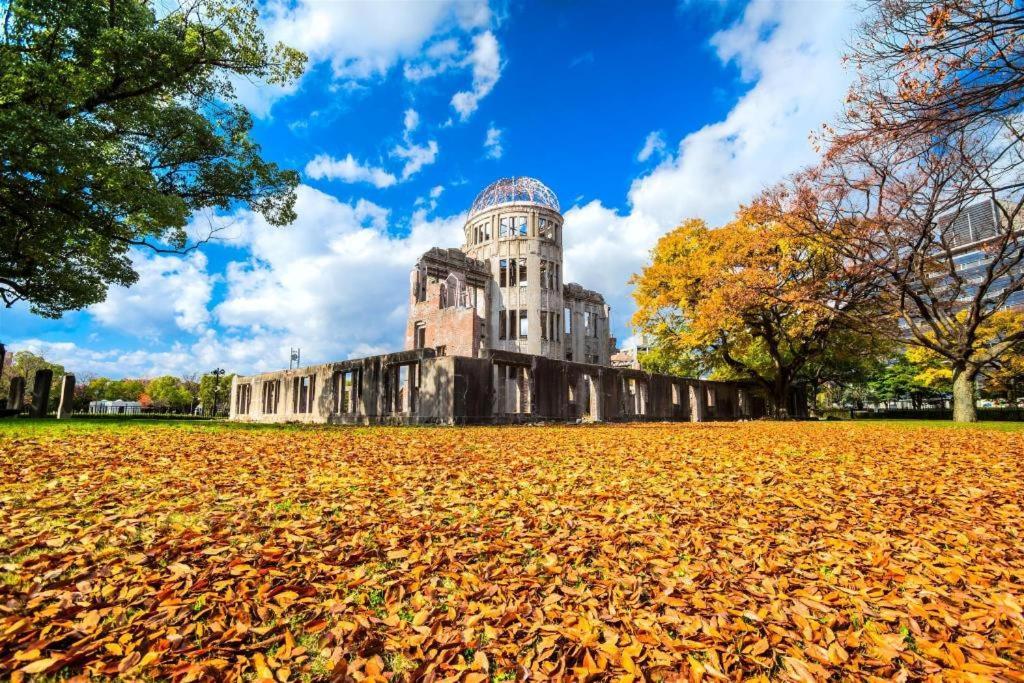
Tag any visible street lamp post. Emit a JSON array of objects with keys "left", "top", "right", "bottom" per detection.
[{"left": 210, "top": 367, "right": 225, "bottom": 417}]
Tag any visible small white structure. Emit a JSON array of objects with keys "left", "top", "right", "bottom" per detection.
[{"left": 88, "top": 399, "right": 142, "bottom": 415}]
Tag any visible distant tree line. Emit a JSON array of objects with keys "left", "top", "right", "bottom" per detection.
[{"left": 1, "top": 350, "right": 234, "bottom": 415}]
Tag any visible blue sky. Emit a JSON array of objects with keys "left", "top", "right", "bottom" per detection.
[{"left": 5, "top": 0, "right": 858, "bottom": 378}]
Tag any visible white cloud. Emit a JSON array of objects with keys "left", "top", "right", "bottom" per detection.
[
  {"left": 637, "top": 131, "right": 666, "bottom": 162},
  {"left": 89, "top": 251, "right": 214, "bottom": 337},
  {"left": 10, "top": 339, "right": 196, "bottom": 379},
  {"left": 403, "top": 108, "right": 420, "bottom": 136},
  {"left": 304, "top": 153, "right": 398, "bottom": 188},
  {"left": 403, "top": 38, "right": 463, "bottom": 82},
  {"left": 32, "top": 185, "right": 466, "bottom": 377},
  {"left": 416, "top": 185, "right": 446, "bottom": 214},
  {"left": 451, "top": 31, "right": 502, "bottom": 121},
  {"left": 209, "top": 184, "right": 465, "bottom": 370},
  {"left": 563, "top": 0, "right": 857, "bottom": 342},
  {"left": 484, "top": 125, "right": 503, "bottom": 159},
  {"left": 391, "top": 140, "right": 439, "bottom": 180},
  {"left": 238, "top": 1, "right": 495, "bottom": 117}
]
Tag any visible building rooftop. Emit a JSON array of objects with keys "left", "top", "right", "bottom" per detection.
[{"left": 469, "top": 176, "right": 560, "bottom": 217}]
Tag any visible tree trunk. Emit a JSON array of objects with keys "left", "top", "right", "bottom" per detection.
[
  {"left": 951, "top": 368, "right": 977, "bottom": 423},
  {"left": 772, "top": 377, "right": 792, "bottom": 419}
]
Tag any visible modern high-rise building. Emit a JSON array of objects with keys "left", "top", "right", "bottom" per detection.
[
  {"left": 937, "top": 198, "right": 1023, "bottom": 310},
  {"left": 405, "top": 177, "right": 613, "bottom": 364}
]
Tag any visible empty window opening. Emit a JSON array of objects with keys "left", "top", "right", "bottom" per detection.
[
  {"left": 539, "top": 217, "right": 556, "bottom": 240},
  {"left": 391, "top": 363, "right": 419, "bottom": 414},
  {"left": 518, "top": 310, "right": 528, "bottom": 339},
  {"left": 293, "top": 375, "right": 316, "bottom": 414},
  {"left": 261, "top": 380, "right": 280, "bottom": 414},
  {"left": 495, "top": 364, "right": 531, "bottom": 414},
  {"left": 413, "top": 267, "right": 427, "bottom": 302},
  {"left": 541, "top": 311, "right": 548, "bottom": 341},
  {"left": 236, "top": 384, "right": 252, "bottom": 415},
  {"left": 499, "top": 258, "right": 518, "bottom": 287},
  {"left": 414, "top": 322, "right": 426, "bottom": 349},
  {"left": 335, "top": 369, "right": 362, "bottom": 414}
]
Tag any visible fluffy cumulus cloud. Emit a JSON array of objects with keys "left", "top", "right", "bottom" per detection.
[
  {"left": 304, "top": 153, "right": 398, "bottom": 188},
  {"left": 211, "top": 184, "right": 465, "bottom": 369},
  {"left": 89, "top": 251, "right": 214, "bottom": 337},
  {"left": 450, "top": 31, "right": 502, "bottom": 121},
  {"left": 237, "top": 1, "right": 497, "bottom": 117},
  {"left": 12, "top": 339, "right": 196, "bottom": 379},
  {"left": 21, "top": 186, "right": 467, "bottom": 377},
  {"left": 563, "top": 0, "right": 857, "bottom": 339},
  {"left": 483, "top": 125, "right": 503, "bottom": 159}
]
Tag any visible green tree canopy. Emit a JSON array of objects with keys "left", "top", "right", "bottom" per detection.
[
  {"left": 6, "top": 350, "right": 65, "bottom": 411},
  {"left": 145, "top": 375, "right": 194, "bottom": 411},
  {"left": 1, "top": 0, "right": 305, "bottom": 316},
  {"left": 199, "top": 371, "right": 233, "bottom": 415}
]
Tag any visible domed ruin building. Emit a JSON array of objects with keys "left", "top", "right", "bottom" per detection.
[
  {"left": 229, "top": 177, "right": 776, "bottom": 424},
  {"left": 406, "top": 177, "right": 612, "bottom": 365}
]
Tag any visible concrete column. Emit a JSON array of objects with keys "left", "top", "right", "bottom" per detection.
[
  {"left": 56, "top": 374, "right": 75, "bottom": 419},
  {"left": 8, "top": 377, "right": 25, "bottom": 411},
  {"left": 31, "top": 369, "right": 53, "bottom": 417},
  {"left": 688, "top": 383, "right": 704, "bottom": 422},
  {"left": 592, "top": 371, "right": 604, "bottom": 422}
]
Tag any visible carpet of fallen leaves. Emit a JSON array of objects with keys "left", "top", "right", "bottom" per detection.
[{"left": 1, "top": 422, "right": 1023, "bottom": 682}]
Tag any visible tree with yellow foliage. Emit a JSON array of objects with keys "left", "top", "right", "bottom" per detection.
[
  {"left": 904, "top": 310, "right": 1024, "bottom": 405},
  {"left": 631, "top": 209, "right": 885, "bottom": 417}
]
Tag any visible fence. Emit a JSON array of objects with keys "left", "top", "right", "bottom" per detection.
[{"left": 851, "top": 408, "right": 1024, "bottom": 421}]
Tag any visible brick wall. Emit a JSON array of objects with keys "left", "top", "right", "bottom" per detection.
[{"left": 405, "top": 275, "right": 483, "bottom": 358}]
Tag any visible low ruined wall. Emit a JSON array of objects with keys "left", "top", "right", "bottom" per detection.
[{"left": 230, "top": 348, "right": 759, "bottom": 425}]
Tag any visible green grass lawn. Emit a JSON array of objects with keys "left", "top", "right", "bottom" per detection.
[{"left": 1, "top": 415, "right": 1021, "bottom": 436}]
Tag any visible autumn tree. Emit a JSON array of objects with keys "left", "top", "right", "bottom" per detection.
[
  {"left": 0, "top": 0, "right": 305, "bottom": 316},
  {"left": 631, "top": 210, "right": 884, "bottom": 417},
  {"left": 903, "top": 309, "right": 1024, "bottom": 403},
  {"left": 781, "top": 0, "right": 1024, "bottom": 422}
]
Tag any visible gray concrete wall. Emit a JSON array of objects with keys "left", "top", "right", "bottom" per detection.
[{"left": 230, "top": 348, "right": 759, "bottom": 425}]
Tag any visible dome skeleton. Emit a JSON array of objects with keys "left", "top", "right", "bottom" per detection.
[{"left": 469, "top": 176, "right": 560, "bottom": 217}]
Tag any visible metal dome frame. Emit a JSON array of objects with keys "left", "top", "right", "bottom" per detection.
[{"left": 469, "top": 176, "right": 560, "bottom": 217}]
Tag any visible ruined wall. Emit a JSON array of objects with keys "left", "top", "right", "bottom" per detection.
[
  {"left": 563, "top": 284, "right": 612, "bottom": 366},
  {"left": 231, "top": 347, "right": 761, "bottom": 425},
  {"left": 405, "top": 249, "right": 489, "bottom": 359}
]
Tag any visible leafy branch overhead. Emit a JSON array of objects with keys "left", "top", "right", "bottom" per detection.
[{"left": 0, "top": 0, "right": 306, "bottom": 317}]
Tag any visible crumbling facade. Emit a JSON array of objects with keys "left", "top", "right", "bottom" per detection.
[
  {"left": 229, "top": 348, "right": 764, "bottom": 424},
  {"left": 231, "top": 176, "right": 765, "bottom": 424},
  {"left": 406, "top": 177, "right": 612, "bottom": 365}
]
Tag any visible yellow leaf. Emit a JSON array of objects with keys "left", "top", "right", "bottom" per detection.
[{"left": 21, "top": 658, "right": 60, "bottom": 674}]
